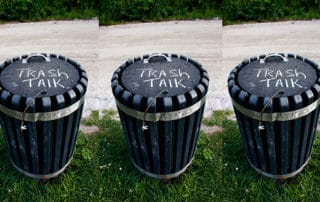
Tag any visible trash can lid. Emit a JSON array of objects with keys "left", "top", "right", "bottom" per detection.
[
  {"left": 228, "top": 53, "right": 320, "bottom": 118},
  {"left": 237, "top": 53, "right": 318, "bottom": 97},
  {"left": 112, "top": 53, "right": 209, "bottom": 114},
  {"left": 120, "top": 53, "right": 201, "bottom": 97},
  {"left": 0, "top": 53, "right": 82, "bottom": 97},
  {"left": 0, "top": 53, "right": 87, "bottom": 119}
]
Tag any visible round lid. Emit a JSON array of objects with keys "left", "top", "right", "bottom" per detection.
[
  {"left": 0, "top": 53, "right": 80, "bottom": 97},
  {"left": 120, "top": 53, "right": 201, "bottom": 97},
  {"left": 112, "top": 53, "right": 209, "bottom": 113},
  {"left": 237, "top": 53, "right": 318, "bottom": 97}
]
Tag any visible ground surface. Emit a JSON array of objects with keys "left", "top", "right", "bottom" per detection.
[{"left": 0, "top": 20, "right": 319, "bottom": 117}]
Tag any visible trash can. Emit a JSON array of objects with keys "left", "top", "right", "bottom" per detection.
[
  {"left": 111, "top": 53, "right": 209, "bottom": 179},
  {"left": 0, "top": 53, "right": 88, "bottom": 179},
  {"left": 228, "top": 53, "right": 320, "bottom": 179}
]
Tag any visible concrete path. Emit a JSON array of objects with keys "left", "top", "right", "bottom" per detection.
[{"left": 0, "top": 19, "right": 319, "bottom": 118}]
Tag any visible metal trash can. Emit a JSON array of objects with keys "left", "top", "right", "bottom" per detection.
[
  {"left": 228, "top": 53, "right": 320, "bottom": 179},
  {"left": 111, "top": 53, "right": 209, "bottom": 179},
  {"left": 0, "top": 53, "right": 88, "bottom": 179}
]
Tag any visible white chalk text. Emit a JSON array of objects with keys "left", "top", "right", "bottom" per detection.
[
  {"left": 16, "top": 68, "right": 69, "bottom": 88},
  {"left": 253, "top": 68, "right": 307, "bottom": 88},
  {"left": 138, "top": 68, "right": 190, "bottom": 88}
]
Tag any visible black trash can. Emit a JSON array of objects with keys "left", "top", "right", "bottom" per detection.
[
  {"left": 111, "top": 53, "right": 209, "bottom": 179},
  {"left": 0, "top": 53, "right": 87, "bottom": 179},
  {"left": 228, "top": 53, "right": 320, "bottom": 179}
]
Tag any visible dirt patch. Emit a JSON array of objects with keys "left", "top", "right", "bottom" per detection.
[
  {"left": 80, "top": 124, "right": 99, "bottom": 135},
  {"left": 201, "top": 124, "right": 223, "bottom": 135}
]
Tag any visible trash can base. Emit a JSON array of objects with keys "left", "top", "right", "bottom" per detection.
[
  {"left": 10, "top": 157, "right": 73, "bottom": 180},
  {"left": 247, "top": 157, "right": 310, "bottom": 180},
  {"left": 131, "top": 157, "right": 194, "bottom": 180}
]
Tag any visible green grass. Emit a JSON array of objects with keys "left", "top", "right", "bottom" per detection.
[{"left": 1, "top": 110, "right": 320, "bottom": 201}]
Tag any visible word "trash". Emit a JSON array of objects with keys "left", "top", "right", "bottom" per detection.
[
  {"left": 17, "top": 68, "right": 69, "bottom": 88},
  {"left": 253, "top": 68, "right": 307, "bottom": 88},
  {"left": 138, "top": 68, "right": 191, "bottom": 88}
]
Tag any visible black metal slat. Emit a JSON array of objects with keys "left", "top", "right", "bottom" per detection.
[
  {"left": 53, "top": 95, "right": 65, "bottom": 172},
  {"left": 149, "top": 119, "right": 160, "bottom": 175},
  {"left": 67, "top": 104, "right": 83, "bottom": 162},
  {"left": 238, "top": 91, "right": 260, "bottom": 170},
  {"left": 265, "top": 117, "right": 277, "bottom": 174},
  {"left": 188, "top": 105, "right": 204, "bottom": 161},
  {"left": 279, "top": 97, "right": 289, "bottom": 174},
  {"left": 298, "top": 91, "right": 314, "bottom": 168},
  {"left": 230, "top": 84, "right": 257, "bottom": 166},
  {"left": 133, "top": 94, "right": 151, "bottom": 172},
  {"left": 12, "top": 95, "right": 30, "bottom": 172},
  {"left": 173, "top": 95, "right": 186, "bottom": 173},
  {"left": 290, "top": 95, "right": 303, "bottom": 171},
  {"left": 5, "top": 116, "right": 21, "bottom": 168},
  {"left": 0, "top": 91, "right": 21, "bottom": 168},
  {"left": 305, "top": 108, "right": 320, "bottom": 159},
  {"left": 25, "top": 97, "right": 39, "bottom": 174},
  {"left": 162, "top": 97, "right": 173, "bottom": 174},
  {"left": 249, "top": 95, "right": 267, "bottom": 172},
  {"left": 61, "top": 90, "right": 77, "bottom": 167},
  {"left": 304, "top": 85, "right": 320, "bottom": 162},
  {"left": 41, "top": 97, "right": 52, "bottom": 174},
  {"left": 182, "top": 90, "right": 197, "bottom": 167},
  {"left": 118, "top": 110, "right": 135, "bottom": 162},
  {"left": 234, "top": 110, "right": 252, "bottom": 163},
  {"left": 125, "top": 114, "right": 143, "bottom": 169},
  {"left": 67, "top": 84, "right": 85, "bottom": 162},
  {"left": 121, "top": 91, "right": 143, "bottom": 168},
  {"left": 0, "top": 113, "right": 15, "bottom": 164},
  {"left": 188, "top": 84, "right": 207, "bottom": 162}
]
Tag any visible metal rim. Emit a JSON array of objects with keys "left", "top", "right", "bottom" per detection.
[
  {"left": 10, "top": 157, "right": 73, "bottom": 180},
  {"left": 232, "top": 97, "right": 320, "bottom": 122},
  {"left": 130, "top": 157, "right": 194, "bottom": 180},
  {"left": 0, "top": 97, "right": 84, "bottom": 122},
  {"left": 247, "top": 157, "right": 310, "bottom": 180},
  {"left": 116, "top": 96, "right": 206, "bottom": 122}
]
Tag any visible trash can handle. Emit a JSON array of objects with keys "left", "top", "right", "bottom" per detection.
[
  {"left": 260, "top": 53, "right": 288, "bottom": 64},
  {"left": 22, "top": 53, "right": 51, "bottom": 64},
  {"left": 143, "top": 53, "right": 172, "bottom": 64}
]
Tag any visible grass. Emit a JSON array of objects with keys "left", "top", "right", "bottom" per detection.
[
  {"left": 99, "top": 8, "right": 220, "bottom": 25},
  {"left": 1, "top": 110, "right": 320, "bottom": 201}
]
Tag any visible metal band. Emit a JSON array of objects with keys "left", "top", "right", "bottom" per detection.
[
  {"left": 232, "top": 97, "right": 320, "bottom": 122},
  {"left": 116, "top": 96, "right": 206, "bottom": 122},
  {"left": 10, "top": 157, "right": 72, "bottom": 180},
  {"left": 247, "top": 157, "right": 310, "bottom": 180},
  {"left": 131, "top": 157, "right": 194, "bottom": 180},
  {"left": 0, "top": 97, "right": 84, "bottom": 122}
]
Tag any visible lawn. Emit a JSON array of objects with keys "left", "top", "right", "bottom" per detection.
[{"left": 0, "top": 110, "right": 320, "bottom": 201}]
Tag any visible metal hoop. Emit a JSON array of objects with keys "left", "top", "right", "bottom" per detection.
[
  {"left": 116, "top": 96, "right": 206, "bottom": 122},
  {"left": 131, "top": 156, "right": 194, "bottom": 179},
  {"left": 247, "top": 156, "right": 310, "bottom": 179},
  {"left": 0, "top": 97, "right": 84, "bottom": 122},
  {"left": 232, "top": 97, "right": 320, "bottom": 122},
  {"left": 10, "top": 157, "right": 72, "bottom": 180}
]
